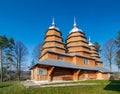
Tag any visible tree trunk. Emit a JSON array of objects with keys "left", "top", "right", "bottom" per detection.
[
  {"left": 118, "top": 65, "right": 120, "bottom": 73},
  {"left": 18, "top": 61, "right": 21, "bottom": 80},
  {"left": 0, "top": 47, "right": 3, "bottom": 82},
  {"left": 16, "top": 57, "right": 19, "bottom": 80},
  {"left": 9, "top": 50, "right": 12, "bottom": 80},
  {"left": 110, "top": 61, "right": 112, "bottom": 72},
  {"left": 17, "top": 58, "right": 21, "bottom": 81}
]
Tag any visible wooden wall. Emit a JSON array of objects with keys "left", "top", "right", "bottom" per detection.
[{"left": 52, "top": 67, "right": 73, "bottom": 81}]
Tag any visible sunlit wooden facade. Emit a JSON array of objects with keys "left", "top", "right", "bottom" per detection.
[{"left": 30, "top": 19, "right": 110, "bottom": 82}]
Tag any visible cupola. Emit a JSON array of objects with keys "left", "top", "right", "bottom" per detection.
[
  {"left": 66, "top": 18, "right": 91, "bottom": 56},
  {"left": 88, "top": 37, "right": 100, "bottom": 60},
  {"left": 69, "top": 17, "right": 82, "bottom": 33},
  {"left": 48, "top": 18, "right": 60, "bottom": 31},
  {"left": 41, "top": 18, "right": 65, "bottom": 55}
]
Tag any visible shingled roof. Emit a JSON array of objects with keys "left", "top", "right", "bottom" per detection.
[{"left": 30, "top": 58, "right": 110, "bottom": 73}]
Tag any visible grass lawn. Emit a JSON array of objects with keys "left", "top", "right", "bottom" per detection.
[{"left": 0, "top": 80, "right": 120, "bottom": 94}]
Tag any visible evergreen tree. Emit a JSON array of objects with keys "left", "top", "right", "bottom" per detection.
[
  {"left": 94, "top": 42, "right": 101, "bottom": 54},
  {"left": 0, "top": 35, "right": 14, "bottom": 82}
]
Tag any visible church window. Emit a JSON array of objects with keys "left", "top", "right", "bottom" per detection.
[
  {"left": 96, "top": 62, "right": 98, "bottom": 66},
  {"left": 39, "top": 68, "right": 47, "bottom": 75},
  {"left": 84, "top": 59, "right": 89, "bottom": 64},
  {"left": 34, "top": 69, "right": 37, "bottom": 75},
  {"left": 58, "top": 55, "right": 63, "bottom": 60}
]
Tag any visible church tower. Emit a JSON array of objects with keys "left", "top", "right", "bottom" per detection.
[
  {"left": 88, "top": 37, "right": 100, "bottom": 61},
  {"left": 41, "top": 18, "right": 65, "bottom": 55},
  {"left": 66, "top": 18, "right": 91, "bottom": 56}
]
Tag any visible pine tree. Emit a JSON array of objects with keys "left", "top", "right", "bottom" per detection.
[
  {"left": 94, "top": 42, "right": 101, "bottom": 54},
  {"left": 0, "top": 35, "right": 14, "bottom": 82}
]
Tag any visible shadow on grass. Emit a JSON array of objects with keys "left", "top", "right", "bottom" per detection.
[
  {"left": 0, "top": 84, "right": 11, "bottom": 88},
  {"left": 104, "top": 80, "right": 120, "bottom": 91},
  {"left": 0, "top": 82, "right": 14, "bottom": 88}
]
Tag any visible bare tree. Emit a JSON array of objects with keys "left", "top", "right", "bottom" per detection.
[
  {"left": 102, "top": 39, "right": 117, "bottom": 72},
  {"left": 32, "top": 43, "right": 42, "bottom": 64},
  {"left": 30, "top": 59, "right": 36, "bottom": 67},
  {"left": 14, "top": 41, "right": 28, "bottom": 80}
]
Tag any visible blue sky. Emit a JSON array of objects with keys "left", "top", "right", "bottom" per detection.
[{"left": 0, "top": 0, "right": 120, "bottom": 71}]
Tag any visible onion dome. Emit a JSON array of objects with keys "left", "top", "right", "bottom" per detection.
[
  {"left": 88, "top": 37, "right": 94, "bottom": 46},
  {"left": 41, "top": 18, "right": 65, "bottom": 55},
  {"left": 66, "top": 18, "right": 91, "bottom": 56},
  {"left": 48, "top": 18, "right": 60, "bottom": 31},
  {"left": 69, "top": 17, "right": 82, "bottom": 33}
]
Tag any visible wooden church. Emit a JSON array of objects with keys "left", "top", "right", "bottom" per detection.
[{"left": 30, "top": 18, "right": 110, "bottom": 82}]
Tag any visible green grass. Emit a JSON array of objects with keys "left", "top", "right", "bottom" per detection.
[
  {"left": 0, "top": 80, "right": 120, "bottom": 94},
  {"left": 45, "top": 80, "right": 111, "bottom": 85}
]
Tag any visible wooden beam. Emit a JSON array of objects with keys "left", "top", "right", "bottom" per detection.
[
  {"left": 48, "top": 66, "right": 55, "bottom": 76},
  {"left": 47, "top": 66, "right": 55, "bottom": 82},
  {"left": 76, "top": 70, "right": 80, "bottom": 75},
  {"left": 73, "top": 69, "right": 81, "bottom": 81}
]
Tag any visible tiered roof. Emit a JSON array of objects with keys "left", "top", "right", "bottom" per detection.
[
  {"left": 88, "top": 37, "right": 100, "bottom": 60},
  {"left": 41, "top": 17, "right": 102, "bottom": 63},
  {"left": 41, "top": 18, "right": 65, "bottom": 55},
  {"left": 66, "top": 18, "right": 91, "bottom": 56}
]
